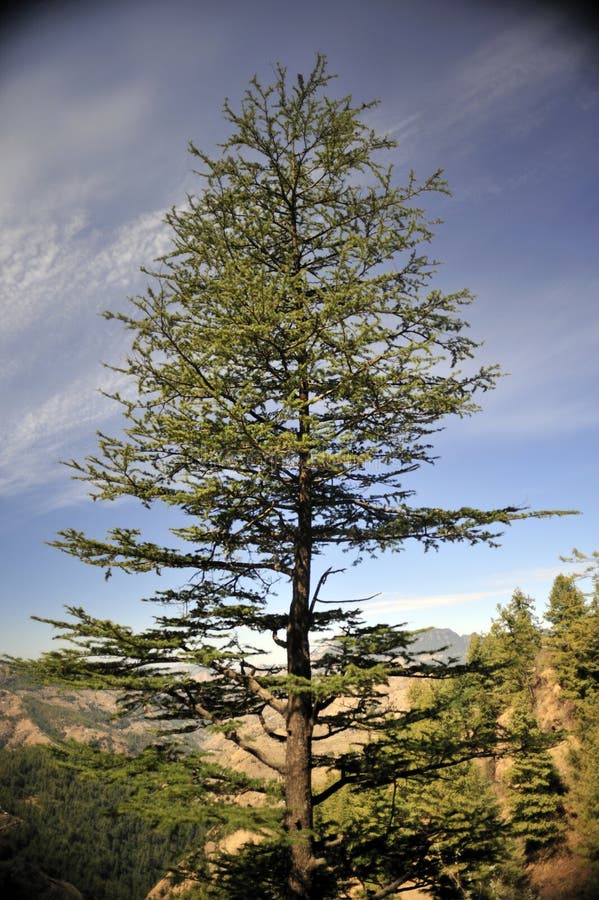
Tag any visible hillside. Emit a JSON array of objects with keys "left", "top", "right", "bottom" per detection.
[
  {"left": 0, "top": 668, "right": 150, "bottom": 753},
  {"left": 0, "top": 628, "right": 474, "bottom": 898},
  {"left": 0, "top": 628, "right": 468, "bottom": 754},
  {"left": 0, "top": 810, "right": 84, "bottom": 899},
  {"left": 2, "top": 626, "right": 598, "bottom": 899}
]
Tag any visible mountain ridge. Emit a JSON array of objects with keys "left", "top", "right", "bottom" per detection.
[{"left": 0, "top": 628, "right": 472, "bottom": 752}]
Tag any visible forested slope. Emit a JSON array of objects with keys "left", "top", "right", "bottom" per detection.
[{"left": 1, "top": 591, "right": 598, "bottom": 899}]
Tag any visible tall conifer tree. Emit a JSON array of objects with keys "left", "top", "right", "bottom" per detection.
[
  {"left": 546, "top": 574, "right": 588, "bottom": 697},
  {"left": 546, "top": 575, "right": 587, "bottom": 636},
  {"left": 12, "top": 57, "right": 566, "bottom": 898}
]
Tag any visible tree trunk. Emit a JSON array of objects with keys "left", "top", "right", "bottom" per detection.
[
  {"left": 285, "top": 453, "right": 316, "bottom": 898},
  {"left": 285, "top": 689, "right": 315, "bottom": 898}
]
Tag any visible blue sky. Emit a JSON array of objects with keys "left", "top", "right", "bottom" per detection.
[{"left": 1, "top": 0, "right": 597, "bottom": 657}]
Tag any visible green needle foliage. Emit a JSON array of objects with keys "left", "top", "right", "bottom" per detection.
[
  {"left": 546, "top": 573, "right": 593, "bottom": 698},
  {"left": 7, "top": 56, "right": 571, "bottom": 898},
  {"left": 476, "top": 590, "right": 542, "bottom": 701},
  {"left": 0, "top": 744, "right": 208, "bottom": 900},
  {"left": 320, "top": 762, "right": 509, "bottom": 899},
  {"left": 470, "top": 592, "right": 567, "bottom": 863},
  {"left": 545, "top": 555, "right": 599, "bottom": 870},
  {"left": 506, "top": 703, "right": 567, "bottom": 860}
]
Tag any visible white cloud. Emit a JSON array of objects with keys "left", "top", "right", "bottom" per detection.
[
  {"left": 0, "top": 46, "right": 173, "bottom": 509},
  {"left": 0, "top": 367, "right": 127, "bottom": 498},
  {"left": 380, "top": 16, "right": 590, "bottom": 170},
  {"left": 364, "top": 589, "right": 502, "bottom": 616},
  {"left": 361, "top": 563, "right": 578, "bottom": 619},
  {"left": 90, "top": 210, "right": 171, "bottom": 290},
  {"left": 0, "top": 206, "right": 169, "bottom": 341},
  {"left": 0, "top": 210, "right": 89, "bottom": 338},
  {"left": 0, "top": 202, "right": 169, "bottom": 504},
  {"left": 444, "top": 23, "right": 581, "bottom": 130},
  {"left": 383, "top": 112, "right": 422, "bottom": 143},
  {"left": 0, "top": 67, "right": 153, "bottom": 208}
]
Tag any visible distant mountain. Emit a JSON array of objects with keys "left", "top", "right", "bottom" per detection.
[
  {"left": 0, "top": 631, "right": 472, "bottom": 752},
  {"left": 408, "top": 627, "right": 473, "bottom": 664}
]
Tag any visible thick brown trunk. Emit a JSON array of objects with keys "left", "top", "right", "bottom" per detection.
[
  {"left": 285, "top": 453, "right": 316, "bottom": 899},
  {"left": 285, "top": 690, "right": 315, "bottom": 898}
]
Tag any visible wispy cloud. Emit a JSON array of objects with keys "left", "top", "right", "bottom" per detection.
[
  {"left": 383, "top": 112, "right": 422, "bottom": 144},
  {"left": 361, "top": 563, "right": 577, "bottom": 619},
  {"left": 0, "top": 66, "right": 153, "bottom": 208},
  {"left": 0, "top": 207, "right": 169, "bottom": 342},
  {"left": 439, "top": 22, "right": 583, "bottom": 136},
  {"left": 1, "top": 210, "right": 90, "bottom": 338},
  {"left": 0, "top": 48, "right": 174, "bottom": 508},
  {"left": 0, "top": 368, "right": 126, "bottom": 499},
  {"left": 0, "top": 200, "right": 169, "bottom": 505},
  {"left": 380, "top": 16, "right": 591, "bottom": 179},
  {"left": 365, "top": 589, "right": 502, "bottom": 616}
]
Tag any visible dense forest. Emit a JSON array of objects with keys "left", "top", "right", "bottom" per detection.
[
  {"left": 1, "top": 566, "right": 598, "bottom": 898},
  {"left": 0, "top": 744, "right": 206, "bottom": 899}
]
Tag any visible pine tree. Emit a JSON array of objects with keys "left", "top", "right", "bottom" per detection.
[
  {"left": 570, "top": 692, "right": 599, "bottom": 865},
  {"left": 318, "top": 762, "right": 509, "bottom": 898},
  {"left": 506, "top": 703, "right": 567, "bottom": 860},
  {"left": 546, "top": 574, "right": 586, "bottom": 636},
  {"left": 547, "top": 555, "right": 599, "bottom": 872},
  {"left": 546, "top": 573, "right": 594, "bottom": 698},
  {"left": 6, "top": 56, "right": 568, "bottom": 898},
  {"left": 480, "top": 590, "right": 542, "bottom": 701}
]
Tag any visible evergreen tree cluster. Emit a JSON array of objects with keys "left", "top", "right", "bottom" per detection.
[
  {"left": 3, "top": 569, "right": 599, "bottom": 897},
  {"left": 545, "top": 553, "right": 599, "bottom": 866},
  {"left": 311, "top": 590, "right": 563, "bottom": 898},
  {"left": 0, "top": 745, "right": 206, "bottom": 899}
]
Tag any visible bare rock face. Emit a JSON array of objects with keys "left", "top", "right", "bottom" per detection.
[
  {"left": 0, "top": 691, "right": 52, "bottom": 748},
  {"left": 145, "top": 871, "right": 204, "bottom": 899}
]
